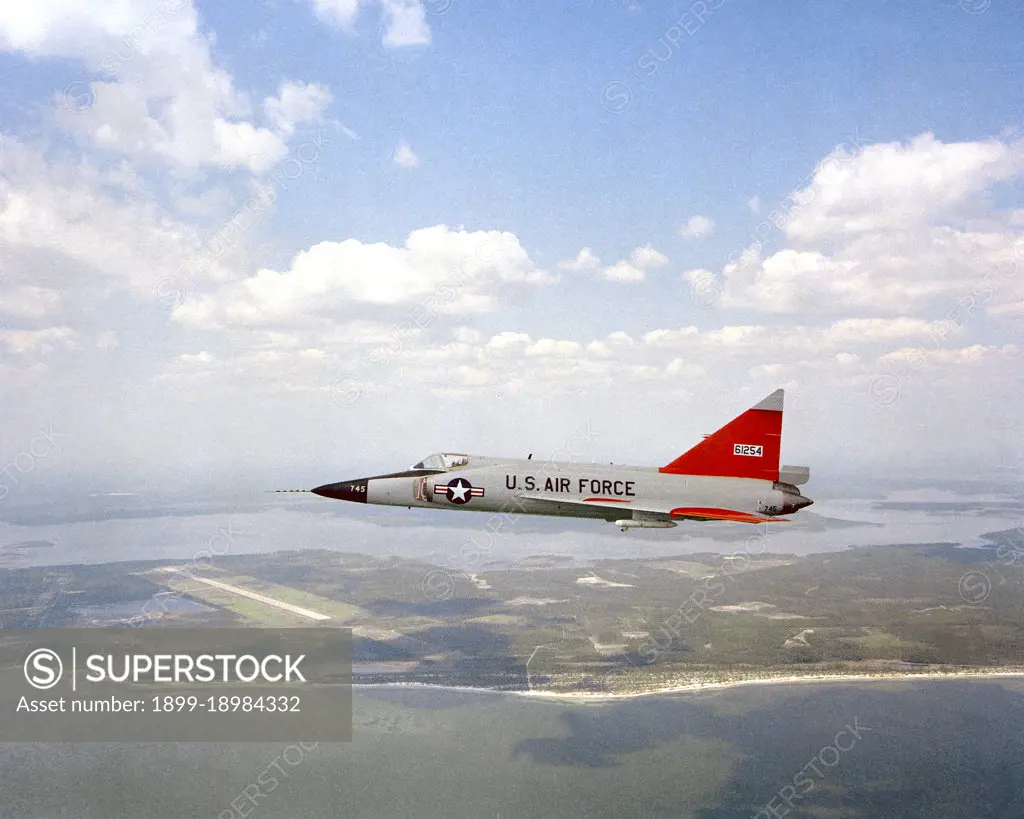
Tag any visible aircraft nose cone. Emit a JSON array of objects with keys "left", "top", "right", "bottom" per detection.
[{"left": 311, "top": 479, "right": 368, "bottom": 503}]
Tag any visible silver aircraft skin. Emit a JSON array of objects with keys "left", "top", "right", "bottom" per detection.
[{"left": 312, "top": 389, "right": 812, "bottom": 530}]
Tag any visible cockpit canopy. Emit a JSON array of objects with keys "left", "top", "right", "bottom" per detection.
[{"left": 411, "top": 452, "right": 470, "bottom": 471}]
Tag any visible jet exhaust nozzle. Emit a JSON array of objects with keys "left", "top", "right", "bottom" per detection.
[
  {"left": 781, "top": 495, "right": 814, "bottom": 514},
  {"left": 773, "top": 481, "right": 814, "bottom": 515}
]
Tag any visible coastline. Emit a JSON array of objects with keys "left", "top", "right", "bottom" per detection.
[
  {"left": 517, "top": 667, "right": 1024, "bottom": 701},
  {"left": 352, "top": 667, "right": 1024, "bottom": 702}
]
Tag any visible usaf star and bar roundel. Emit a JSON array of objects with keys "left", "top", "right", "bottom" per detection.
[{"left": 434, "top": 478, "right": 485, "bottom": 505}]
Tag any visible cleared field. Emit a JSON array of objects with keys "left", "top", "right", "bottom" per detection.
[{"left": 158, "top": 568, "right": 334, "bottom": 621}]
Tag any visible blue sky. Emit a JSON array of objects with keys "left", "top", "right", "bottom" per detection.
[
  {"left": 230, "top": 1, "right": 1024, "bottom": 253},
  {"left": 226, "top": 0, "right": 1024, "bottom": 337},
  {"left": 0, "top": 0, "right": 1023, "bottom": 492}
]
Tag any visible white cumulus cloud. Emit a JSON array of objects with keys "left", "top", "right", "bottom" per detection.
[
  {"left": 680, "top": 214, "right": 715, "bottom": 240},
  {"left": 302, "top": 0, "right": 362, "bottom": 28},
  {"left": 720, "top": 133, "right": 1024, "bottom": 317},
  {"left": 380, "top": 0, "right": 430, "bottom": 47},
  {"left": 174, "top": 225, "right": 554, "bottom": 329},
  {"left": 264, "top": 81, "right": 332, "bottom": 136},
  {"left": 393, "top": 139, "right": 421, "bottom": 169},
  {"left": 1, "top": 1, "right": 329, "bottom": 176},
  {"left": 300, "top": 0, "right": 431, "bottom": 47},
  {"left": 602, "top": 245, "right": 668, "bottom": 283},
  {"left": 558, "top": 247, "right": 600, "bottom": 271}
]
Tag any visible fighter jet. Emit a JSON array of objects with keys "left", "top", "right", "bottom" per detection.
[{"left": 311, "top": 389, "right": 812, "bottom": 531}]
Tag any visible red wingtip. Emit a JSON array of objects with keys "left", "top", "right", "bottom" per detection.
[{"left": 659, "top": 389, "right": 783, "bottom": 481}]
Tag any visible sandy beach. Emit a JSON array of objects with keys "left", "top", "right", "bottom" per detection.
[{"left": 516, "top": 667, "right": 1024, "bottom": 702}]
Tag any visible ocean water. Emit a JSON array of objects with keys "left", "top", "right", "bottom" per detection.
[
  {"left": 1, "top": 679, "right": 1023, "bottom": 818},
  {"left": 1, "top": 486, "right": 1022, "bottom": 570}
]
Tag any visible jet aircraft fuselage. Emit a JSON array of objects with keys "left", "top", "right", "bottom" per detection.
[{"left": 311, "top": 389, "right": 813, "bottom": 530}]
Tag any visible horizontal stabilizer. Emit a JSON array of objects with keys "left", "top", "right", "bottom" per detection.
[{"left": 659, "top": 389, "right": 784, "bottom": 481}]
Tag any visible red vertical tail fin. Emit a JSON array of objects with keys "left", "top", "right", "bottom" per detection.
[{"left": 659, "top": 389, "right": 784, "bottom": 481}]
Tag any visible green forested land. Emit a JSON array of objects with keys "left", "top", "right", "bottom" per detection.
[{"left": 2, "top": 539, "right": 1023, "bottom": 692}]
